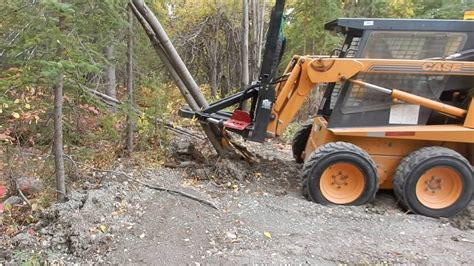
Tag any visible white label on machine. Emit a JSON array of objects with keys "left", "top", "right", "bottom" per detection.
[
  {"left": 364, "top": 20, "right": 374, "bottom": 26},
  {"left": 389, "top": 104, "right": 420, "bottom": 125},
  {"left": 261, "top": 99, "right": 272, "bottom": 109}
]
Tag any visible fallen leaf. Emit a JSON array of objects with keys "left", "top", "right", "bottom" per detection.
[
  {"left": 0, "top": 203, "right": 4, "bottom": 213},
  {"left": 263, "top": 231, "right": 272, "bottom": 238},
  {"left": 99, "top": 224, "right": 107, "bottom": 233},
  {"left": 31, "top": 203, "right": 39, "bottom": 211},
  {"left": 27, "top": 228, "right": 36, "bottom": 236},
  {"left": 4, "top": 203, "right": 12, "bottom": 212},
  {"left": 11, "top": 112, "right": 20, "bottom": 119}
]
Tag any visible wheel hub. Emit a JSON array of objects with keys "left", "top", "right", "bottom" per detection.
[
  {"left": 330, "top": 170, "right": 349, "bottom": 188},
  {"left": 425, "top": 175, "right": 442, "bottom": 193},
  {"left": 415, "top": 166, "right": 462, "bottom": 209},
  {"left": 320, "top": 163, "right": 365, "bottom": 204}
]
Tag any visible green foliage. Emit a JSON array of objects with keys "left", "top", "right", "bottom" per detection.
[
  {"left": 415, "top": 0, "right": 474, "bottom": 19},
  {"left": 285, "top": 0, "right": 342, "bottom": 59}
]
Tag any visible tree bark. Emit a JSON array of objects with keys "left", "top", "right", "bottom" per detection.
[
  {"left": 130, "top": 0, "right": 231, "bottom": 157},
  {"left": 129, "top": 3, "right": 199, "bottom": 111},
  {"left": 251, "top": 0, "right": 258, "bottom": 80},
  {"left": 131, "top": 0, "right": 208, "bottom": 108},
  {"left": 125, "top": 7, "right": 134, "bottom": 155},
  {"left": 241, "top": 0, "right": 249, "bottom": 89},
  {"left": 53, "top": 12, "right": 66, "bottom": 202},
  {"left": 104, "top": 44, "right": 117, "bottom": 99},
  {"left": 257, "top": 0, "right": 266, "bottom": 70}
]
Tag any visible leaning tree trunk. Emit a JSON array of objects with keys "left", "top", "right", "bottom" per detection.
[
  {"left": 129, "top": 3, "right": 199, "bottom": 111},
  {"left": 125, "top": 6, "right": 134, "bottom": 154},
  {"left": 53, "top": 13, "right": 66, "bottom": 202},
  {"left": 104, "top": 44, "right": 117, "bottom": 99},
  {"left": 130, "top": 0, "right": 233, "bottom": 157}
]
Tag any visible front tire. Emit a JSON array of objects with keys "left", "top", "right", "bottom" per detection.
[
  {"left": 302, "top": 142, "right": 379, "bottom": 205},
  {"left": 393, "top": 147, "right": 473, "bottom": 217}
]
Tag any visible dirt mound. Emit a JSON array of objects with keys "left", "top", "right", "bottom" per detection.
[
  {"left": 169, "top": 138, "right": 300, "bottom": 189},
  {"left": 2, "top": 178, "right": 156, "bottom": 263}
]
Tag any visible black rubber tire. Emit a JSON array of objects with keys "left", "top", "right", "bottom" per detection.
[
  {"left": 393, "top": 147, "right": 473, "bottom": 218},
  {"left": 291, "top": 120, "right": 313, "bottom": 164},
  {"left": 301, "top": 142, "right": 379, "bottom": 205}
]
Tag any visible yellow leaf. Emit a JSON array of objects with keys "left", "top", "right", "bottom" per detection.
[
  {"left": 11, "top": 112, "right": 20, "bottom": 119},
  {"left": 4, "top": 203, "right": 12, "bottom": 211},
  {"left": 99, "top": 224, "right": 107, "bottom": 233},
  {"left": 0, "top": 109, "right": 2, "bottom": 114},
  {"left": 14, "top": 99, "right": 20, "bottom": 104},
  {"left": 31, "top": 203, "right": 39, "bottom": 211},
  {"left": 24, "top": 103, "right": 31, "bottom": 109},
  {"left": 3, "top": 103, "right": 8, "bottom": 108},
  {"left": 263, "top": 231, "right": 272, "bottom": 238}
]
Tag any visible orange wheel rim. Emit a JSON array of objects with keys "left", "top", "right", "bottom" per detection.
[
  {"left": 319, "top": 162, "right": 365, "bottom": 204},
  {"left": 415, "top": 166, "right": 462, "bottom": 209}
]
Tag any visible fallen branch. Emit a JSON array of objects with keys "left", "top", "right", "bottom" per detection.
[
  {"left": 90, "top": 167, "right": 218, "bottom": 210},
  {"left": 15, "top": 180, "right": 32, "bottom": 209},
  {"left": 79, "top": 84, "right": 204, "bottom": 140},
  {"left": 162, "top": 161, "right": 196, "bottom": 168}
]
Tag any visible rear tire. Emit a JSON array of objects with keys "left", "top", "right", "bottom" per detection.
[
  {"left": 292, "top": 120, "right": 313, "bottom": 163},
  {"left": 302, "top": 142, "right": 379, "bottom": 205},
  {"left": 393, "top": 147, "right": 473, "bottom": 217}
]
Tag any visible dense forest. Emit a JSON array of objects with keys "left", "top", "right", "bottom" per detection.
[{"left": 0, "top": 0, "right": 472, "bottom": 202}]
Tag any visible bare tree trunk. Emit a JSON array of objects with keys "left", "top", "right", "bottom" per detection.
[
  {"left": 53, "top": 13, "right": 66, "bottom": 202},
  {"left": 129, "top": 3, "right": 199, "bottom": 111},
  {"left": 241, "top": 0, "right": 249, "bottom": 90},
  {"left": 130, "top": 0, "right": 231, "bottom": 157},
  {"left": 257, "top": 0, "right": 266, "bottom": 70},
  {"left": 104, "top": 44, "right": 117, "bottom": 98},
  {"left": 131, "top": 0, "right": 208, "bottom": 108},
  {"left": 125, "top": 7, "right": 134, "bottom": 155},
  {"left": 250, "top": 0, "right": 258, "bottom": 80},
  {"left": 210, "top": 62, "right": 218, "bottom": 97}
]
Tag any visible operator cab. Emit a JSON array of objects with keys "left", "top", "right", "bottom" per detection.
[{"left": 319, "top": 18, "right": 474, "bottom": 128}]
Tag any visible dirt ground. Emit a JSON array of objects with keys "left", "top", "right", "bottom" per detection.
[{"left": 1, "top": 137, "right": 473, "bottom": 264}]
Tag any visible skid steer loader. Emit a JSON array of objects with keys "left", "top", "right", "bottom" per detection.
[{"left": 180, "top": 0, "right": 474, "bottom": 217}]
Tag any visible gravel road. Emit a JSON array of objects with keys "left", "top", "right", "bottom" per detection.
[
  {"left": 1, "top": 139, "right": 473, "bottom": 264},
  {"left": 106, "top": 141, "right": 474, "bottom": 264}
]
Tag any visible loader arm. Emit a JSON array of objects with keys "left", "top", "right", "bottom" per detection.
[{"left": 267, "top": 56, "right": 474, "bottom": 137}]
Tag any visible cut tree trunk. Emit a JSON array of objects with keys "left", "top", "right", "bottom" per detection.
[
  {"left": 104, "top": 44, "right": 117, "bottom": 99},
  {"left": 125, "top": 6, "right": 134, "bottom": 155},
  {"left": 129, "top": 3, "right": 199, "bottom": 111},
  {"left": 130, "top": 0, "right": 233, "bottom": 157},
  {"left": 131, "top": 0, "right": 208, "bottom": 108}
]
